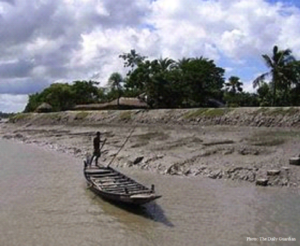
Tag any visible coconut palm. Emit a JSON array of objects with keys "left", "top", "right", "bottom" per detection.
[
  {"left": 108, "top": 72, "right": 123, "bottom": 107},
  {"left": 119, "top": 49, "right": 147, "bottom": 74},
  {"left": 176, "top": 57, "right": 191, "bottom": 68},
  {"left": 150, "top": 57, "right": 175, "bottom": 74},
  {"left": 253, "top": 45, "right": 296, "bottom": 106},
  {"left": 157, "top": 57, "right": 175, "bottom": 71},
  {"left": 225, "top": 76, "right": 243, "bottom": 94}
]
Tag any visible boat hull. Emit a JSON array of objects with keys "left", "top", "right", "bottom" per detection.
[{"left": 84, "top": 165, "right": 161, "bottom": 205}]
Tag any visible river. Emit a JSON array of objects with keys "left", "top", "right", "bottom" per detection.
[{"left": 0, "top": 138, "right": 299, "bottom": 246}]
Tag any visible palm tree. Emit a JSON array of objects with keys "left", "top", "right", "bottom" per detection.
[
  {"left": 176, "top": 57, "right": 191, "bottom": 66},
  {"left": 150, "top": 57, "right": 175, "bottom": 74},
  {"left": 108, "top": 72, "right": 123, "bottom": 107},
  {"left": 158, "top": 57, "right": 175, "bottom": 71},
  {"left": 253, "top": 45, "right": 296, "bottom": 106},
  {"left": 225, "top": 76, "right": 243, "bottom": 94},
  {"left": 119, "top": 49, "right": 147, "bottom": 75}
]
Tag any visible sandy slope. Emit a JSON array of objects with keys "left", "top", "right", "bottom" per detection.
[{"left": 2, "top": 120, "right": 300, "bottom": 187}]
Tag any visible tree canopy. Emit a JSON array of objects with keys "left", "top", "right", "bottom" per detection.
[
  {"left": 24, "top": 81, "right": 103, "bottom": 112},
  {"left": 23, "top": 46, "right": 300, "bottom": 112},
  {"left": 253, "top": 45, "right": 300, "bottom": 106}
]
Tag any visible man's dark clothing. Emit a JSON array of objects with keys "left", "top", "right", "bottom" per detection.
[{"left": 93, "top": 136, "right": 101, "bottom": 157}]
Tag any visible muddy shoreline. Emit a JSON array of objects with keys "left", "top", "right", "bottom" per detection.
[{"left": 2, "top": 114, "right": 300, "bottom": 187}]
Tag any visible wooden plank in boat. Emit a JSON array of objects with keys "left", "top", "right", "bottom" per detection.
[
  {"left": 101, "top": 183, "right": 142, "bottom": 188},
  {"left": 98, "top": 181, "right": 132, "bottom": 186},
  {"left": 93, "top": 177, "right": 128, "bottom": 182},
  {"left": 101, "top": 186, "right": 142, "bottom": 191},
  {"left": 102, "top": 187, "right": 147, "bottom": 193},
  {"left": 85, "top": 169, "right": 112, "bottom": 174},
  {"left": 101, "top": 183, "right": 141, "bottom": 189},
  {"left": 91, "top": 177, "right": 132, "bottom": 184},
  {"left": 93, "top": 177, "right": 130, "bottom": 182},
  {"left": 89, "top": 173, "right": 122, "bottom": 177},
  {"left": 92, "top": 178, "right": 124, "bottom": 183},
  {"left": 103, "top": 189, "right": 151, "bottom": 195},
  {"left": 95, "top": 181, "right": 135, "bottom": 186}
]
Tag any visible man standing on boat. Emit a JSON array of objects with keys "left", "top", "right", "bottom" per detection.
[{"left": 91, "top": 131, "right": 106, "bottom": 166}]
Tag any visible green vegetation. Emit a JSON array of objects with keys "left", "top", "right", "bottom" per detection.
[
  {"left": 36, "top": 112, "right": 62, "bottom": 122},
  {"left": 183, "top": 108, "right": 229, "bottom": 119},
  {"left": 9, "top": 113, "right": 32, "bottom": 122},
  {"left": 119, "top": 111, "right": 132, "bottom": 120},
  {"left": 23, "top": 45, "right": 300, "bottom": 113},
  {"left": 0, "top": 112, "right": 15, "bottom": 118},
  {"left": 183, "top": 109, "right": 208, "bottom": 119},
  {"left": 245, "top": 132, "right": 286, "bottom": 146},
  {"left": 253, "top": 46, "right": 300, "bottom": 106},
  {"left": 75, "top": 111, "right": 89, "bottom": 120},
  {"left": 253, "top": 107, "right": 299, "bottom": 116},
  {"left": 108, "top": 72, "right": 123, "bottom": 107},
  {"left": 244, "top": 129, "right": 300, "bottom": 147}
]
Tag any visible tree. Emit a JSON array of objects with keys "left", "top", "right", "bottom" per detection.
[
  {"left": 24, "top": 80, "right": 103, "bottom": 112},
  {"left": 225, "top": 76, "right": 243, "bottom": 94},
  {"left": 123, "top": 54, "right": 225, "bottom": 108},
  {"left": 108, "top": 72, "right": 124, "bottom": 107},
  {"left": 72, "top": 80, "right": 101, "bottom": 104},
  {"left": 256, "top": 82, "right": 272, "bottom": 106},
  {"left": 156, "top": 57, "right": 175, "bottom": 71},
  {"left": 176, "top": 57, "right": 191, "bottom": 70},
  {"left": 119, "top": 49, "right": 147, "bottom": 75},
  {"left": 24, "top": 93, "right": 43, "bottom": 112},
  {"left": 178, "top": 57, "right": 225, "bottom": 107},
  {"left": 42, "top": 83, "right": 75, "bottom": 111},
  {"left": 253, "top": 45, "right": 297, "bottom": 106}
]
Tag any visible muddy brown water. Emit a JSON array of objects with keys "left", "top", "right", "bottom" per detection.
[{"left": 0, "top": 139, "right": 300, "bottom": 246}]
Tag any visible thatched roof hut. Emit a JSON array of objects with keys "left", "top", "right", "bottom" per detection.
[
  {"left": 74, "top": 97, "right": 148, "bottom": 111},
  {"left": 36, "top": 102, "right": 53, "bottom": 113}
]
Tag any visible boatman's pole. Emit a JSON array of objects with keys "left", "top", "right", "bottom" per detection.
[{"left": 107, "top": 127, "right": 135, "bottom": 167}]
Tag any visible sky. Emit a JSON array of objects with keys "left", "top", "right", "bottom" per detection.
[{"left": 0, "top": 0, "right": 300, "bottom": 112}]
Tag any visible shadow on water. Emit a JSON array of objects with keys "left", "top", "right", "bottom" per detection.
[
  {"left": 107, "top": 199, "right": 174, "bottom": 228},
  {"left": 86, "top": 189, "right": 174, "bottom": 228}
]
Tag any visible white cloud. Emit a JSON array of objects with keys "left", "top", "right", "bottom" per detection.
[
  {"left": 1, "top": 0, "right": 300, "bottom": 112},
  {"left": 0, "top": 94, "right": 28, "bottom": 113}
]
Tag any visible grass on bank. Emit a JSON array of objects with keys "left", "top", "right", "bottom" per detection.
[
  {"left": 38, "top": 112, "right": 62, "bottom": 121},
  {"left": 183, "top": 108, "right": 231, "bottom": 119},
  {"left": 255, "top": 107, "right": 300, "bottom": 116},
  {"left": 75, "top": 111, "right": 89, "bottom": 120},
  {"left": 245, "top": 130, "right": 300, "bottom": 147},
  {"left": 9, "top": 113, "right": 32, "bottom": 122},
  {"left": 119, "top": 111, "right": 132, "bottom": 121}
]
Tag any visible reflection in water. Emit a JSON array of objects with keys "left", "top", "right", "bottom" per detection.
[{"left": 1, "top": 138, "right": 300, "bottom": 246}]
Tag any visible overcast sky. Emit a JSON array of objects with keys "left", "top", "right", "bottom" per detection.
[{"left": 0, "top": 0, "right": 300, "bottom": 112}]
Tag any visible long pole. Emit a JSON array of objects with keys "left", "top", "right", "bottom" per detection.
[{"left": 107, "top": 127, "right": 135, "bottom": 167}]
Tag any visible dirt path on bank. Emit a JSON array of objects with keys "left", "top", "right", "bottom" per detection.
[{"left": 1, "top": 122, "right": 300, "bottom": 187}]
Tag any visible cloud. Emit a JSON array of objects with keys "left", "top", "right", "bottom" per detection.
[
  {"left": 0, "top": 94, "right": 28, "bottom": 113},
  {"left": 0, "top": 59, "right": 34, "bottom": 79},
  {"left": 0, "top": 77, "right": 49, "bottom": 94},
  {"left": 148, "top": 0, "right": 300, "bottom": 61},
  {"left": 0, "top": 0, "right": 15, "bottom": 5},
  {"left": 1, "top": 0, "right": 300, "bottom": 112}
]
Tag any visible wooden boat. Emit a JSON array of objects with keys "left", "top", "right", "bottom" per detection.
[{"left": 83, "top": 162, "right": 162, "bottom": 205}]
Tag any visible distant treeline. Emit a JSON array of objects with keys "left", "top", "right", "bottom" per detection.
[
  {"left": 24, "top": 45, "right": 300, "bottom": 112},
  {"left": 0, "top": 112, "right": 15, "bottom": 118}
]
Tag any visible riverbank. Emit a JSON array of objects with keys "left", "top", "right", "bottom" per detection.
[
  {"left": 2, "top": 107, "right": 300, "bottom": 187},
  {"left": 8, "top": 107, "right": 300, "bottom": 128}
]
